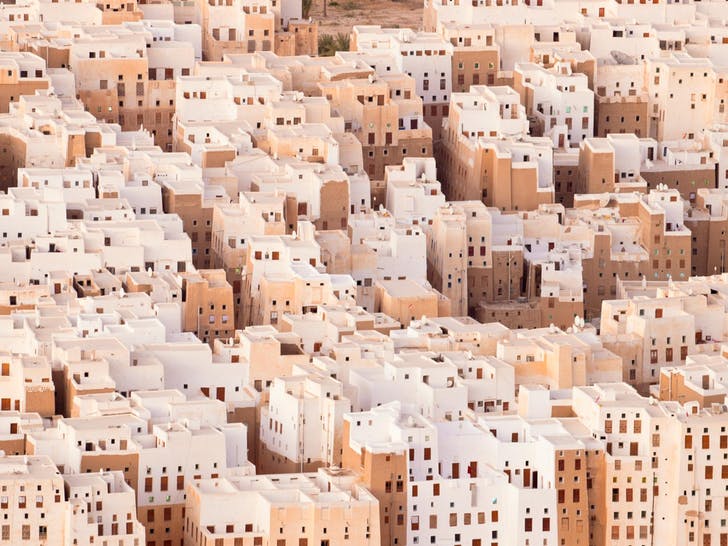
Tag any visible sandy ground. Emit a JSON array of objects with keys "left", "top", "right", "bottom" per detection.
[{"left": 310, "top": 0, "right": 423, "bottom": 39}]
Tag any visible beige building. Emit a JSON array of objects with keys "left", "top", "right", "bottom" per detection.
[
  {"left": 258, "top": 367, "right": 351, "bottom": 473},
  {"left": 351, "top": 26, "right": 454, "bottom": 142},
  {"left": 0, "top": 52, "right": 49, "bottom": 113},
  {"left": 646, "top": 54, "right": 716, "bottom": 142},
  {"left": 0, "top": 353, "right": 54, "bottom": 417},
  {"left": 319, "top": 74, "right": 432, "bottom": 181},
  {"left": 439, "top": 85, "right": 555, "bottom": 211},
  {"left": 61, "top": 23, "right": 196, "bottom": 151},
  {"left": 496, "top": 324, "right": 622, "bottom": 389},
  {"left": 428, "top": 201, "right": 527, "bottom": 319},
  {"left": 594, "top": 61, "right": 649, "bottom": 138},
  {"left": 513, "top": 61, "right": 594, "bottom": 148},
  {"left": 94, "top": 0, "right": 145, "bottom": 24},
  {"left": 198, "top": 0, "right": 275, "bottom": 60},
  {"left": 0, "top": 95, "right": 118, "bottom": 193},
  {"left": 601, "top": 287, "right": 698, "bottom": 391},
  {"left": 278, "top": 303, "right": 401, "bottom": 353},
  {"left": 428, "top": 200, "right": 586, "bottom": 329},
  {"left": 641, "top": 140, "right": 717, "bottom": 201},
  {"left": 239, "top": 231, "right": 355, "bottom": 326},
  {"left": 0, "top": 454, "right": 67, "bottom": 545},
  {"left": 65, "top": 471, "right": 146, "bottom": 546},
  {"left": 0, "top": 412, "right": 38, "bottom": 456},
  {"left": 211, "top": 190, "right": 288, "bottom": 323},
  {"left": 213, "top": 325, "right": 309, "bottom": 392},
  {"left": 27, "top": 398, "right": 250, "bottom": 546},
  {"left": 184, "top": 468, "right": 381, "bottom": 546},
  {"left": 427, "top": 203, "right": 468, "bottom": 315}
]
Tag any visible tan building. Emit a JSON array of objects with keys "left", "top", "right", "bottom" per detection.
[
  {"left": 428, "top": 200, "right": 586, "bottom": 328},
  {"left": 656, "top": 358, "right": 728, "bottom": 408},
  {"left": 572, "top": 188, "right": 692, "bottom": 319},
  {"left": 274, "top": 19, "right": 319, "bottom": 57},
  {"left": 240, "top": 231, "right": 351, "bottom": 326},
  {"left": 26, "top": 414, "right": 142, "bottom": 491},
  {"left": 640, "top": 140, "right": 717, "bottom": 201},
  {"left": 93, "top": 0, "right": 144, "bottom": 24},
  {"left": 571, "top": 383, "right": 667, "bottom": 546},
  {"left": 601, "top": 293, "right": 698, "bottom": 391},
  {"left": 442, "top": 134, "right": 556, "bottom": 211},
  {"left": 428, "top": 201, "right": 528, "bottom": 319},
  {"left": 184, "top": 468, "right": 381, "bottom": 546},
  {"left": 512, "top": 61, "right": 594, "bottom": 148},
  {"left": 342, "top": 415, "right": 407, "bottom": 546},
  {"left": 53, "top": 338, "right": 119, "bottom": 417},
  {"left": 160, "top": 177, "right": 229, "bottom": 269},
  {"left": 278, "top": 303, "right": 401, "bottom": 353},
  {"left": 347, "top": 207, "right": 429, "bottom": 311},
  {"left": 576, "top": 134, "right": 652, "bottom": 197},
  {"left": 552, "top": 437, "right": 590, "bottom": 546},
  {"left": 577, "top": 137, "right": 618, "bottom": 195},
  {"left": 427, "top": 204, "right": 468, "bottom": 315},
  {"left": 319, "top": 74, "right": 432, "bottom": 180},
  {"left": 531, "top": 37, "right": 596, "bottom": 90},
  {"left": 553, "top": 148, "right": 579, "bottom": 207},
  {"left": 686, "top": 189, "right": 728, "bottom": 276},
  {"left": 374, "top": 279, "right": 449, "bottom": 327},
  {"left": 442, "top": 23, "right": 500, "bottom": 92},
  {"left": 180, "top": 269, "right": 235, "bottom": 343},
  {"left": 27, "top": 403, "right": 249, "bottom": 546}
]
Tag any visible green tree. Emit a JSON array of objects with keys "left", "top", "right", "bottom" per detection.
[{"left": 318, "top": 32, "right": 350, "bottom": 56}]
